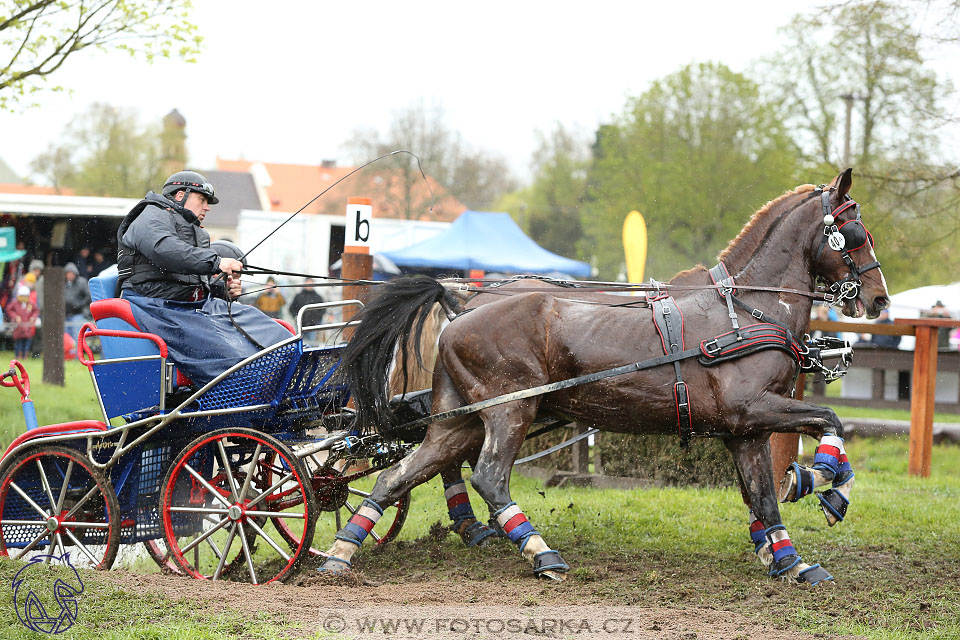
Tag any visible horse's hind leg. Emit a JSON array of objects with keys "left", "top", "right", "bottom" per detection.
[
  {"left": 724, "top": 435, "right": 834, "bottom": 586},
  {"left": 318, "top": 418, "right": 481, "bottom": 573},
  {"left": 440, "top": 459, "right": 501, "bottom": 547},
  {"left": 467, "top": 402, "right": 569, "bottom": 581}
]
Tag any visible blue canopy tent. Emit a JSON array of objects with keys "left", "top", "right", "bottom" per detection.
[{"left": 381, "top": 211, "right": 591, "bottom": 278}]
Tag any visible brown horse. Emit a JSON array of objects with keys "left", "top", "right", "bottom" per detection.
[{"left": 324, "top": 170, "right": 889, "bottom": 584}]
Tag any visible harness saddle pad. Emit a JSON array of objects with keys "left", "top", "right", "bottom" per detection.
[{"left": 650, "top": 295, "right": 693, "bottom": 442}]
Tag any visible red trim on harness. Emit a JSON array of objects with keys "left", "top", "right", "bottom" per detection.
[
  {"left": 90, "top": 298, "right": 141, "bottom": 330},
  {"left": 3, "top": 420, "right": 108, "bottom": 458}
]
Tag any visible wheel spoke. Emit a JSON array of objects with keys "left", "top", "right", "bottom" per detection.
[
  {"left": 213, "top": 523, "right": 238, "bottom": 580},
  {"left": 63, "top": 527, "right": 102, "bottom": 565},
  {"left": 183, "top": 464, "right": 232, "bottom": 508},
  {"left": 237, "top": 522, "right": 258, "bottom": 584},
  {"left": 335, "top": 509, "right": 342, "bottom": 530},
  {"left": 62, "top": 485, "right": 101, "bottom": 521},
  {"left": 61, "top": 521, "right": 111, "bottom": 529},
  {"left": 168, "top": 506, "right": 229, "bottom": 515},
  {"left": 246, "top": 518, "right": 290, "bottom": 561},
  {"left": 369, "top": 529, "right": 382, "bottom": 543},
  {"left": 36, "top": 460, "right": 57, "bottom": 511},
  {"left": 13, "top": 529, "right": 50, "bottom": 560},
  {"left": 217, "top": 441, "right": 240, "bottom": 503},
  {"left": 9, "top": 481, "right": 50, "bottom": 519},
  {"left": 0, "top": 519, "right": 47, "bottom": 526},
  {"left": 238, "top": 444, "right": 262, "bottom": 502},
  {"left": 179, "top": 516, "right": 230, "bottom": 555},
  {"left": 55, "top": 532, "right": 67, "bottom": 558},
  {"left": 55, "top": 460, "right": 74, "bottom": 514},
  {"left": 245, "top": 472, "right": 294, "bottom": 510},
  {"left": 347, "top": 487, "right": 371, "bottom": 498},
  {"left": 246, "top": 509, "right": 304, "bottom": 519}
]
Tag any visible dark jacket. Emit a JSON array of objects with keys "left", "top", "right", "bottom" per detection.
[
  {"left": 117, "top": 192, "right": 221, "bottom": 301},
  {"left": 64, "top": 276, "right": 91, "bottom": 316},
  {"left": 289, "top": 289, "right": 325, "bottom": 328}
]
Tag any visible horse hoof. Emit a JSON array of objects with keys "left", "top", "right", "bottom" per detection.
[
  {"left": 318, "top": 556, "right": 353, "bottom": 574},
  {"left": 779, "top": 462, "right": 814, "bottom": 503},
  {"left": 533, "top": 549, "right": 569, "bottom": 581},
  {"left": 818, "top": 489, "right": 849, "bottom": 527},
  {"left": 778, "top": 468, "right": 798, "bottom": 502},
  {"left": 461, "top": 521, "right": 498, "bottom": 547},
  {"left": 797, "top": 563, "right": 834, "bottom": 586}
]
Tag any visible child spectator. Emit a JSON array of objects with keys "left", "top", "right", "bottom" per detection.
[{"left": 5, "top": 285, "right": 39, "bottom": 360}]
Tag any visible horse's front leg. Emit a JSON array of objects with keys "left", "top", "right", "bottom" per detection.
[
  {"left": 724, "top": 434, "right": 834, "bottom": 586},
  {"left": 741, "top": 393, "right": 855, "bottom": 526}
]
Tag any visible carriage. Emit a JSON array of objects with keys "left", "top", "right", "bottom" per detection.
[{"left": 0, "top": 271, "right": 415, "bottom": 584}]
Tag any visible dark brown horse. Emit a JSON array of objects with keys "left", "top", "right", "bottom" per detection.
[{"left": 322, "top": 171, "right": 889, "bottom": 584}]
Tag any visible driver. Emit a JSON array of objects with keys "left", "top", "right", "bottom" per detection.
[{"left": 115, "top": 171, "right": 292, "bottom": 387}]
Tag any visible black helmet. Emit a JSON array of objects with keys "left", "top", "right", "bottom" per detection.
[
  {"left": 210, "top": 239, "right": 246, "bottom": 267},
  {"left": 162, "top": 170, "right": 219, "bottom": 205}
]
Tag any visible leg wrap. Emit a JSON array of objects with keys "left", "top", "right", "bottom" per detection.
[
  {"left": 444, "top": 480, "right": 477, "bottom": 529},
  {"left": 817, "top": 488, "right": 849, "bottom": 522},
  {"left": 492, "top": 502, "right": 538, "bottom": 551},
  {"left": 785, "top": 462, "right": 816, "bottom": 502},
  {"left": 812, "top": 434, "right": 844, "bottom": 481},
  {"left": 765, "top": 525, "right": 800, "bottom": 576},
  {"left": 748, "top": 511, "right": 767, "bottom": 553},
  {"left": 335, "top": 498, "right": 383, "bottom": 547}
]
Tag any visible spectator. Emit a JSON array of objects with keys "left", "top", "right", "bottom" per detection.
[
  {"left": 255, "top": 277, "right": 286, "bottom": 319},
  {"left": 920, "top": 300, "right": 953, "bottom": 350},
  {"left": 76, "top": 247, "right": 93, "bottom": 279},
  {"left": 64, "top": 262, "right": 91, "bottom": 347},
  {"left": 869, "top": 309, "right": 901, "bottom": 349},
  {"left": 26, "top": 260, "right": 44, "bottom": 311},
  {"left": 289, "top": 278, "right": 326, "bottom": 330},
  {"left": 5, "top": 285, "right": 39, "bottom": 360},
  {"left": 90, "top": 248, "right": 111, "bottom": 277}
]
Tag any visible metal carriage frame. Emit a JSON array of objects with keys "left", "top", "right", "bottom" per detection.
[{"left": 0, "top": 300, "right": 414, "bottom": 584}]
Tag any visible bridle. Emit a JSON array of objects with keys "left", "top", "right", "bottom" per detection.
[{"left": 814, "top": 186, "right": 881, "bottom": 307}]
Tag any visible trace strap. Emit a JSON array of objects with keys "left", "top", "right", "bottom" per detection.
[{"left": 650, "top": 293, "right": 693, "bottom": 443}]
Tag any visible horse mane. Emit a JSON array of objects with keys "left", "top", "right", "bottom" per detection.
[{"left": 717, "top": 184, "right": 816, "bottom": 265}]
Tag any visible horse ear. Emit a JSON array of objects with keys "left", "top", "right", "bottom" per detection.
[{"left": 833, "top": 168, "right": 853, "bottom": 200}]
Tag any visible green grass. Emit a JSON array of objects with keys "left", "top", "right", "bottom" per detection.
[
  {"left": 2, "top": 350, "right": 960, "bottom": 638},
  {"left": 0, "top": 354, "right": 103, "bottom": 452}
]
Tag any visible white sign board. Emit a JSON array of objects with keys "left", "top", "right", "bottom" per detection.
[{"left": 345, "top": 197, "right": 372, "bottom": 253}]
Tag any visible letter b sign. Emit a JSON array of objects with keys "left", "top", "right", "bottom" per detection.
[{"left": 345, "top": 197, "right": 372, "bottom": 253}]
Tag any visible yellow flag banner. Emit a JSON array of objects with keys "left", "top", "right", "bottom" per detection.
[{"left": 622, "top": 210, "right": 647, "bottom": 284}]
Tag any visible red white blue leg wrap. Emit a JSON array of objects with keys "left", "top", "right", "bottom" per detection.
[
  {"left": 766, "top": 525, "right": 802, "bottom": 576},
  {"left": 336, "top": 498, "right": 383, "bottom": 547},
  {"left": 493, "top": 502, "right": 538, "bottom": 551},
  {"left": 748, "top": 511, "right": 767, "bottom": 554},
  {"left": 444, "top": 480, "right": 476, "bottom": 527}
]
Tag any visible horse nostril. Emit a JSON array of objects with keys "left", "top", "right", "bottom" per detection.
[{"left": 874, "top": 296, "right": 890, "bottom": 311}]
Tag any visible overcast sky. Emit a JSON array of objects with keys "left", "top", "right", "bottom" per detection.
[{"left": 2, "top": 1, "right": 956, "bottom": 184}]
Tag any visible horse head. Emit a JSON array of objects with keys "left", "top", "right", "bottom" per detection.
[{"left": 811, "top": 169, "right": 890, "bottom": 319}]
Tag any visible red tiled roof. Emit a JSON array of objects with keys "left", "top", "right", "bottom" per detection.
[
  {"left": 0, "top": 183, "right": 76, "bottom": 196},
  {"left": 215, "top": 158, "right": 464, "bottom": 222}
]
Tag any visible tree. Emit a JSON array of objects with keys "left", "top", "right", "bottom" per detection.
[
  {"left": 496, "top": 124, "right": 589, "bottom": 260},
  {"left": 0, "top": 0, "right": 200, "bottom": 110},
  {"left": 582, "top": 62, "right": 800, "bottom": 280},
  {"left": 343, "top": 102, "right": 517, "bottom": 218},
  {"left": 30, "top": 102, "right": 168, "bottom": 196},
  {"left": 764, "top": 1, "right": 960, "bottom": 289}
]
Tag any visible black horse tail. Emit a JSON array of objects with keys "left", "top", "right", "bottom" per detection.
[{"left": 341, "top": 276, "right": 462, "bottom": 433}]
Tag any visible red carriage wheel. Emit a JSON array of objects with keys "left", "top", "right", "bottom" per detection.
[
  {"left": 0, "top": 445, "right": 120, "bottom": 570},
  {"left": 160, "top": 428, "right": 316, "bottom": 584}
]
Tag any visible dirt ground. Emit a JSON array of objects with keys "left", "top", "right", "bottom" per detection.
[{"left": 102, "top": 565, "right": 855, "bottom": 640}]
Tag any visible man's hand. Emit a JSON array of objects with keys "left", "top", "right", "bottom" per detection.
[
  {"left": 217, "top": 257, "right": 244, "bottom": 276},
  {"left": 227, "top": 275, "right": 242, "bottom": 300}
]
